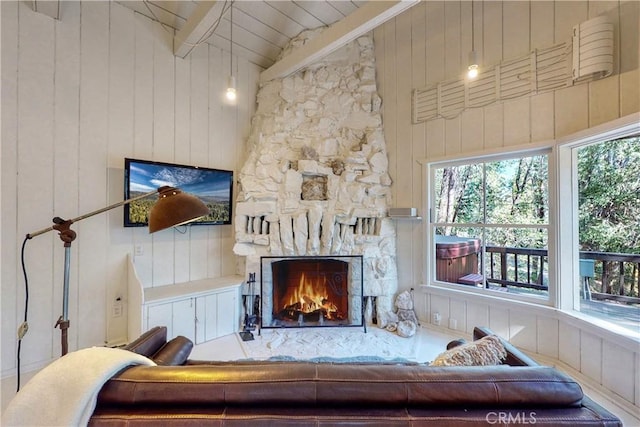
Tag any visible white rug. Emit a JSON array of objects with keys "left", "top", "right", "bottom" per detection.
[{"left": 239, "top": 326, "right": 421, "bottom": 361}]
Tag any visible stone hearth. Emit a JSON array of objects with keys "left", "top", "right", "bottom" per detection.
[{"left": 234, "top": 29, "right": 397, "bottom": 316}]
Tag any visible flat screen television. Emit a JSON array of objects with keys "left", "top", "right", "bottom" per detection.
[{"left": 124, "top": 158, "right": 233, "bottom": 227}]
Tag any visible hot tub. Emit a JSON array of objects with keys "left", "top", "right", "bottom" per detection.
[{"left": 435, "top": 235, "right": 481, "bottom": 283}]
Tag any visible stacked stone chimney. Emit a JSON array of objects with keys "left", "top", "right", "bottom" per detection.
[{"left": 234, "top": 30, "right": 398, "bottom": 315}]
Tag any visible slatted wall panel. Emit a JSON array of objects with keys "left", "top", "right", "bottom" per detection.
[
  {"left": 412, "top": 87, "right": 437, "bottom": 123},
  {"left": 438, "top": 80, "right": 465, "bottom": 119},
  {"left": 412, "top": 41, "right": 586, "bottom": 123},
  {"left": 467, "top": 69, "right": 496, "bottom": 108},
  {"left": 498, "top": 56, "right": 531, "bottom": 100},
  {"left": 537, "top": 43, "right": 572, "bottom": 92}
]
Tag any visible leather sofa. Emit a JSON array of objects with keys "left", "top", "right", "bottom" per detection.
[{"left": 89, "top": 326, "right": 622, "bottom": 426}]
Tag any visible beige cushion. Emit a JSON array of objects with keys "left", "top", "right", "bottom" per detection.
[{"left": 430, "top": 334, "right": 507, "bottom": 366}]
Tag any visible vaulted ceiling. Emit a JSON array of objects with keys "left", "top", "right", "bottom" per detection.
[
  {"left": 117, "top": 0, "right": 423, "bottom": 83},
  {"left": 31, "top": 1, "right": 417, "bottom": 82},
  {"left": 116, "top": 1, "right": 370, "bottom": 68}
]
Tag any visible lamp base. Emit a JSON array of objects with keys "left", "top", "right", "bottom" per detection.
[{"left": 239, "top": 331, "right": 254, "bottom": 341}]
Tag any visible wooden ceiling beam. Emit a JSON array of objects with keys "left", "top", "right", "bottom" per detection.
[
  {"left": 174, "top": 1, "right": 226, "bottom": 59},
  {"left": 259, "top": 0, "right": 419, "bottom": 83}
]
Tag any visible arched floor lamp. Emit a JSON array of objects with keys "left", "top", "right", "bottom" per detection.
[{"left": 25, "top": 186, "right": 210, "bottom": 356}]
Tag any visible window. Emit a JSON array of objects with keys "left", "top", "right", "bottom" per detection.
[
  {"left": 575, "top": 136, "right": 640, "bottom": 333},
  {"left": 429, "top": 151, "right": 550, "bottom": 301},
  {"left": 425, "top": 116, "right": 639, "bottom": 335}
]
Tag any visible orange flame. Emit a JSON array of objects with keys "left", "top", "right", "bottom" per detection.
[{"left": 282, "top": 272, "right": 338, "bottom": 319}]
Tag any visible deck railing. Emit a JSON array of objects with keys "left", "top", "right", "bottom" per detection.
[
  {"left": 484, "top": 246, "right": 640, "bottom": 304},
  {"left": 579, "top": 251, "right": 640, "bottom": 304},
  {"left": 485, "top": 246, "right": 548, "bottom": 291}
]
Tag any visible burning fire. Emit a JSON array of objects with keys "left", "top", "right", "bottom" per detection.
[{"left": 282, "top": 272, "right": 338, "bottom": 319}]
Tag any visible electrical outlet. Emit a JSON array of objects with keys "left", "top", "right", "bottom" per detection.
[
  {"left": 112, "top": 305, "right": 122, "bottom": 317},
  {"left": 134, "top": 244, "right": 144, "bottom": 256},
  {"left": 433, "top": 312, "right": 441, "bottom": 326},
  {"left": 112, "top": 298, "right": 123, "bottom": 317}
]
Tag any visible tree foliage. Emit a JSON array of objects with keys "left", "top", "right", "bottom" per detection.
[
  {"left": 435, "top": 137, "right": 639, "bottom": 254},
  {"left": 578, "top": 136, "right": 640, "bottom": 254},
  {"left": 434, "top": 154, "right": 548, "bottom": 248}
]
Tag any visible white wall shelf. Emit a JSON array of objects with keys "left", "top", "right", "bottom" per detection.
[{"left": 127, "top": 254, "right": 244, "bottom": 344}]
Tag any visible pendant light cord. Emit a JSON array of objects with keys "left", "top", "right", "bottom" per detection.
[
  {"left": 471, "top": 0, "right": 475, "bottom": 52},
  {"left": 230, "top": 0, "right": 233, "bottom": 76}
]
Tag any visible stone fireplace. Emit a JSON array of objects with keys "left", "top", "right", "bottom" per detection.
[
  {"left": 261, "top": 256, "right": 363, "bottom": 328},
  {"left": 234, "top": 29, "right": 397, "bottom": 323}
]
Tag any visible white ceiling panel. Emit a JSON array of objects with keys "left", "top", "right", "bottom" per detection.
[
  {"left": 293, "top": 1, "right": 348, "bottom": 25},
  {"left": 234, "top": 1, "right": 307, "bottom": 39},
  {"left": 265, "top": 1, "right": 326, "bottom": 28},
  {"left": 327, "top": 1, "right": 359, "bottom": 17},
  {"left": 114, "top": 0, "right": 411, "bottom": 69}
]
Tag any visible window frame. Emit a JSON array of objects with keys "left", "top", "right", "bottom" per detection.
[
  {"left": 422, "top": 113, "right": 639, "bottom": 331},
  {"left": 425, "top": 144, "right": 557, "bottom": 306},
  {"left": 556, "top": 114, "right": 640, "bottom": 315}
]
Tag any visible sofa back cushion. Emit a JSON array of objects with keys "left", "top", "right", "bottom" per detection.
[{"left": 99, "top": 363, "right": 583, "bottom": 408}]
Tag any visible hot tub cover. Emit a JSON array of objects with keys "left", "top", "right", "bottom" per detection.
[{"left": 435, "top": 236, "right": 481, "bottom": 259}]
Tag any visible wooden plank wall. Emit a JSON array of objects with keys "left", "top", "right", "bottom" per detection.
[
  {"left": 1, "top": 0, "right": 260, "bottom": 378},
  {"left": 374, "top": 0, "right": 639, "bottom": 413}
]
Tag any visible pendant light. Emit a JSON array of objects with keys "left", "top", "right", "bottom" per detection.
[
  {"left": 467, "top": 0, "right": 479, "bottom": 79},
  {"left": 467, "top": 52, "right": 478, "bottom": 79},
  {"left": 226, "top": 1, "right": 237, "bottom": 101}
]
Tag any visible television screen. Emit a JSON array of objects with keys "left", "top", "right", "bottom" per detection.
[{"left": 124, "top": 158, "right": 233, "bottom": 227}]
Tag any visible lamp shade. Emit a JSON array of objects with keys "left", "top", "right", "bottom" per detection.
[{"left": 148, "top": 186, "right": 210, "bottom": 233}]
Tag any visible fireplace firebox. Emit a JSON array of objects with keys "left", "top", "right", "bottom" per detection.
[{"left": 260, "top": 256, "right": 364, "bottom": 330}]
